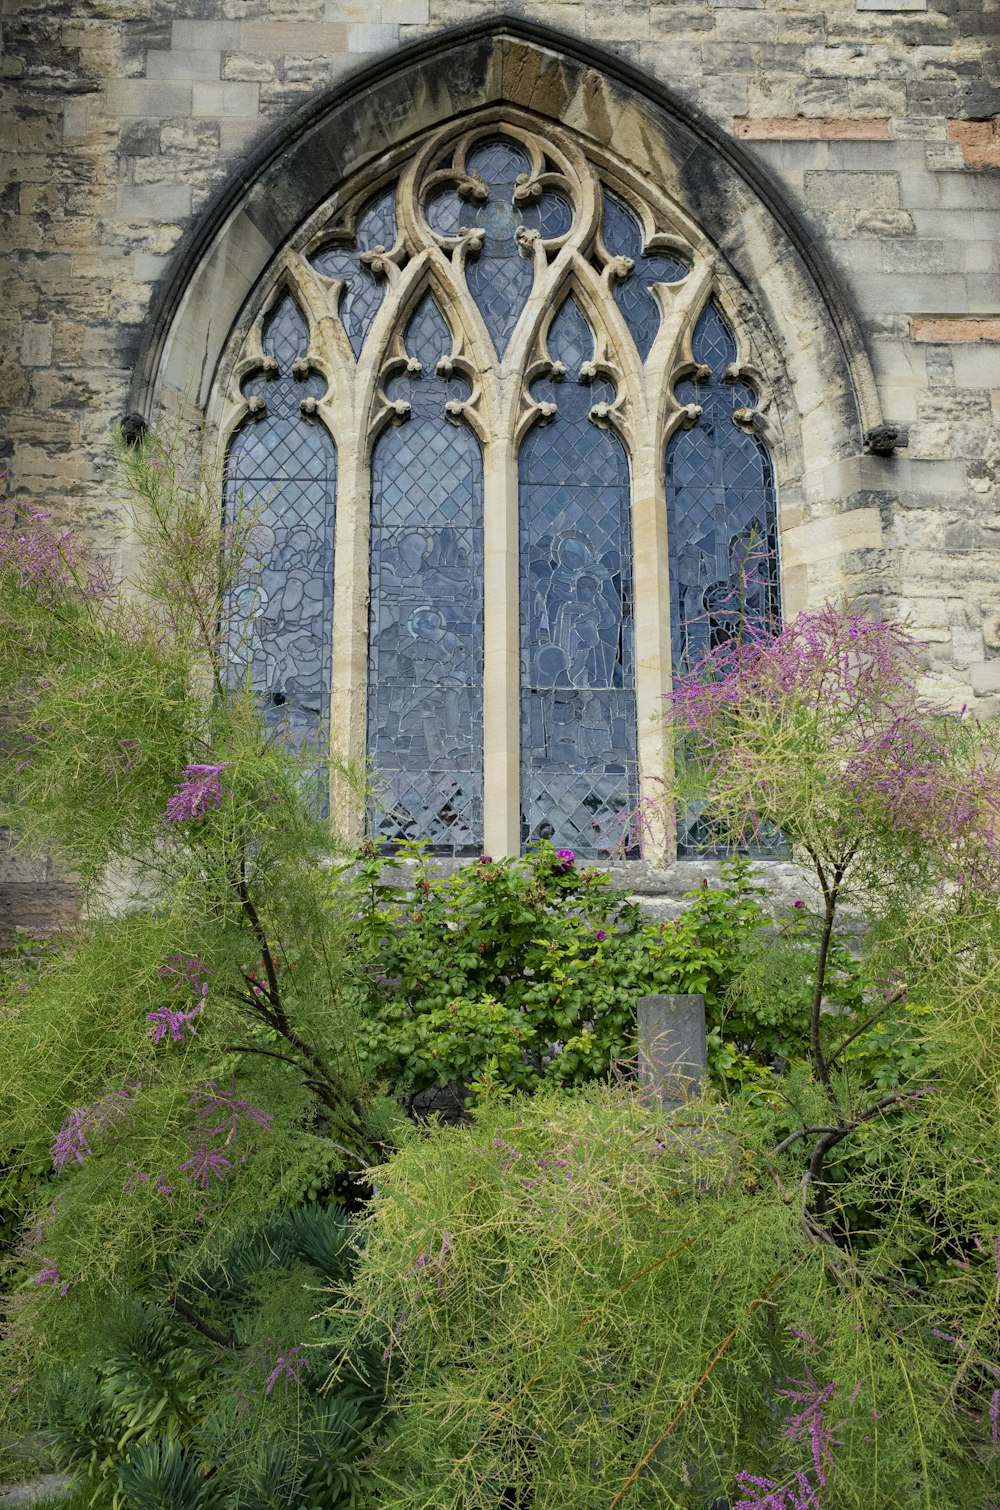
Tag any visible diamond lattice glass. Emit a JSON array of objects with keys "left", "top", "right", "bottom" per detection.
[
  {"left": 223, "top": 296, "right": 336, "bottom": 811},
  {"left": 368, "top": 293, "right": 484, "bottom": 853},
  {"left": 519, "top": 296, "right": 638, "bottom": 857}
]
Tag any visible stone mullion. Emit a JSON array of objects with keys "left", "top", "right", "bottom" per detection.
[
  {"left": 630, "top": 417, "right": 676, "bottom": 866},
  {"left": 328, "top": 427, "right": 369, "bottom": 843},
  {"left": 481, "top": 422, "right": 521, "bottom": 861}
]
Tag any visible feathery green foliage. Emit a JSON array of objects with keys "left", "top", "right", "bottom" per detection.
[{"left": 335, "top": 1082, "right": 999, "bottom": 1508}]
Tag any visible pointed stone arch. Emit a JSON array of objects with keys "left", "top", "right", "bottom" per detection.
[
  {"left": 137, "top": 18, "right": 892, "bottom": 861},
  {"left": 131, "top": 14, "right": 883, "bottom": 466}
]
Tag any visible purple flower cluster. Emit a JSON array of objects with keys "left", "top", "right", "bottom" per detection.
[
  {"left": 778, "top": 1364, "right": 844, "bottom": 1485},
  {"left": 158, "top": 953, "right": 209, "bottom": 990},
  {"left": 34, "top": 1263, "right": 69, "bottom": 1298},
  {"left": 263, "top": 1345, "right": 307, "bottom": 1395},
  {"left": 733, "top": 1331, "right": 855, "bottom": 1508},
  {"left": 172, "top": 1080, "right": 273, "bottom": 1196},
  {"left": 162, "top": 763, "right": 230, "bottom": 824},
  {"left": 732, "top": 1470, "right": 819, "bottom": 1509},
  {"left": 666, "top": 604, "right": 1000, "bottom": 867},
  {"left": 0, "top": 504, "right": 111, "bottom": 604},
  {"left": 188, "top": 1081, "right": 273, "bottom": 1140},
  {"left": 147, "top": 986, "right": 206, "bottom": 1045},
  {"left": 149, "top": 954, "right": 211, "bottom": 1043},
  {"left": 51, "top": 1085, "right": 138, "bottom": 1174},
  {"left": 179, "top": 1143, "right": 232, "bottom": 1190},
  {"left": 669, "top": 607, "right": 916, "bottom": 736}
]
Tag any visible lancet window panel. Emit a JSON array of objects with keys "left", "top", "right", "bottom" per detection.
[
  {"left": 519, "top": 297, "right": 638, "bottom": 858},
  {"left": 368, "top": 295, "right": 484, "bottom": 855},
  {"left": 666, "top": 299, "right": 781, "bottom": 857},
  {"left": 666, "top": 300, "right": 779, "bottom": 676},
  {"left": 221, "top": 296, "right": 336, "bottom": 810},
  {"left": 215, "top": 110, "right": 785, "bottom": 863}
]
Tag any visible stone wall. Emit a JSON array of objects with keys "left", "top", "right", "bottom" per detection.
[{"left": 1, "top": 0, "right": 998, "bottom": 930}]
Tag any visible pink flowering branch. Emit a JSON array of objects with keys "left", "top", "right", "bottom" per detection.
[{"left": 161, "top": 763, "right": 230, "bottom": 824}]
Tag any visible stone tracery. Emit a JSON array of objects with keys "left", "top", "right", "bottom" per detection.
[{"left": 219, "top": 111, "right": 779, "bottom": 860}]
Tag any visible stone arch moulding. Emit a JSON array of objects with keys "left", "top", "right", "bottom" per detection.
[{"left": 131, "top": 15, "right": 884, "bottom": 477}]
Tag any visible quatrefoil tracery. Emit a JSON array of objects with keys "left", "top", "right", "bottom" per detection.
[{"left": 226, "top": 117, "right": 770, "bottom": 472}]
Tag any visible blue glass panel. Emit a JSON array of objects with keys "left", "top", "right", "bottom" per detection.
[
  {"left": 311, "top": 185, "right": 397, "bottom": 357},
  {"left": 369, "top": 293, "right": 484, "bottom": 853},
  {"left": 602, "top": 189, "right": 689, "bottom": 362},
  {"left": 666, "top": 299, "right": 780, "bottom": 854},
  {"left": 223, "top": 296, "right": 335, "bottom": 810},
  {"left": 520, "top": 296, "right": 638, "bottom": 857},
  {"left": 519, "top": 191, "right": 573, "bottom": 240},
  {"left": 425, "top": 137, "right": 571, "bottom": 358}
]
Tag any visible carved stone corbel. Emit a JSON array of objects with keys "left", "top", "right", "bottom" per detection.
[
  {"left": 359, "top": 240, "right": 407, "bottom": 287},
  {"left": 457, "top": 171, "right": 489, "bottom": 203}
]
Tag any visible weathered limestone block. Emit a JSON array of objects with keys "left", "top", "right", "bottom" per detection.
[{"left": 638, "top": 994, "right": 708, "bottom": 1104}]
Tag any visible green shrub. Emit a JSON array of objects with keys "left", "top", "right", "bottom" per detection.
[
  {"left": 38, "top": 1204, "right": 382, "bottom": 1508},
  {"left": 350, "top": 842, "right": 781, "bottom": 1095},
  {"left": 333, "top": 1083, "right": 999, "bottom": 1509}
]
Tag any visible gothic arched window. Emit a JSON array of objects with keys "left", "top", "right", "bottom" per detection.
[{"left": 220, "top": 114, "right": 779, "bottom": 861}]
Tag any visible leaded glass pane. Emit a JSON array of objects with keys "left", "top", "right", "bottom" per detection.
[
  {"left": 368, "top": 293, "right": 484, "bottom": 853},
  {"left": 666, "top": 299, "right": 780, "bottom": 854},
  {"left": 223, "top": 296, "right": 335, "bottom": 810},
  {"left": 312, "top": 186, "right": 397, "bottom": 357},
  {"left": 602, "top": 188, "right": 689, "bottom": 362},
  {"left": 424, "top": 137, "right": 570, "bottom": 358},
  {"left": 519, "top": 296, "right": 638, "bottom": 858}
]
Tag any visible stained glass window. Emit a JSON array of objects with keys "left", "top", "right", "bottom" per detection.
[
  {"left": 223, "top": 295, "right": 336, "bottom": 800},
  {"left": 666, "top": 299, "right": 779, "bottom": 853},
  {"left": 602, "top": 189, "right": 689, "bottom": 362},
  {"left": 223, "top": 120, "right": 783, "bottom": 866},
  {"left": 426, "top": 137, "right": 571, "bottom": 357},
  {"left": 519, "top": 297, "right": 638, "bottom": 857},
  {"left": 312, "top": 186, "right": 397, "bottom": 358},
  {"left": 368, "top": 294, "right": 484, "bottom": 853}
]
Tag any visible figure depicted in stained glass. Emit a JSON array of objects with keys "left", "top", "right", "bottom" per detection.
[
  {"left": 223, "top": 296, "right": 336, "bottom": 796},
  {"left": 520, "top": 296, "right": 638, "bottom": 855}
]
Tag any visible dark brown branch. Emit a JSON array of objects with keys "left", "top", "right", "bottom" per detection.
[
  {"left": 232, "top": 879, "right": 343, "bottom": 1091},
  {"left": 806, "top": 1088, "right": 931, "bottom": 1219},
  {"left": 826, "top": 1013, "right": 881, "bottom": 1070},
  {"left": 773, "top": 1125, "right": 840, "bottom": 1158},
  {"left": 234, "top": 876, "right": 282, "bottom": 1016},
  {"left": 169, "top": 1293, "right": 241, "bottom": 1351},
  {"left": 801, "top": 848, "right": 856, "bottom": 1113}
]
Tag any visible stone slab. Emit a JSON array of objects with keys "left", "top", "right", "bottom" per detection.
[{"left": 638, "top": 993, "right": 708, "bottom": 1103}]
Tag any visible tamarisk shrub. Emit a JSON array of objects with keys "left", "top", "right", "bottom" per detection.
[
  {"left": 332, "top": 1084, "right": 999, "bottom": 1508},
  {"left": 0, "top": 435, "right": 395, "bottom": 1487}
]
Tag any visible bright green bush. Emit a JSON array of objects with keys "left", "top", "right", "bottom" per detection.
[
  {"left": 349, "top": 842, "right": 783, "bottom": 1094},
  {"left": 332, "top": 1083, "right": 999, "bottom": 1509}
]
